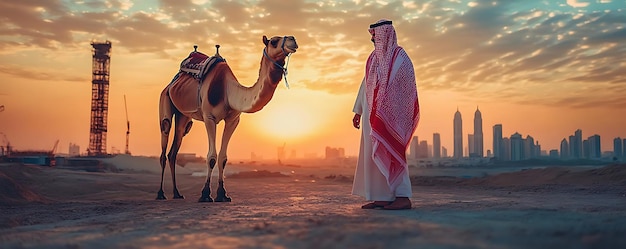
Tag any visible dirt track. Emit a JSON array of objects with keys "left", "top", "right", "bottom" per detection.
[{"left": 1, "top": 162, "right": 626, "bottom": 249}]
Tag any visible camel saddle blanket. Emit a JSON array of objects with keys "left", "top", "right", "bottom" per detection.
[{"left": 179, "top": 51, "right": 225, "bottom": 81}]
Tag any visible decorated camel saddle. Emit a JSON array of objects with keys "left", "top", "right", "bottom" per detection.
[
  {"left": 166, "top": 45, "right": 226, "bottom": 112},
  {"left": 178, "top": 45, "right": 225, "bottom": 81}
]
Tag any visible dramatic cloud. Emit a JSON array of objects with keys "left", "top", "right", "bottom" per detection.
[
  {"left": 0, "top": 0, "right": 624, "bottom": 108},
  {"left": 0, "top": 65, "right": 89, "bottom": 83}
]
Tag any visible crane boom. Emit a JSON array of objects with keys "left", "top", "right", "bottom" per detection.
[
  {"left": 124, "top": 95, "right": 131, "bottom": 155},
  {"left": 51, "top": 139, "right": 59, "bottom": 154}
]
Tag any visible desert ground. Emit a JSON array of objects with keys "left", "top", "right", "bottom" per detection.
[{"left": 1, "top": 154, "right": 625, "bottom": 249}]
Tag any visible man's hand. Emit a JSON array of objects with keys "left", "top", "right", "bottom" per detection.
[{"left": 353, "top": 113, "right": 361, "bottom": 129}]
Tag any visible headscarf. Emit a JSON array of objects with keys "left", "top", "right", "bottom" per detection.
[{"left": 365, "top": 19, "right": 420, "bottom": 190}]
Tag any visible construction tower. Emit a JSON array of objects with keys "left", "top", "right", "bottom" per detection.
[{"left": 88, "top": 41, "right": 111, "bottom": 156}]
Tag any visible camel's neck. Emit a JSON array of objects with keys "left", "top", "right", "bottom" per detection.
[{"left": 226, "top": 52, "right": 284, "bottom": 113}]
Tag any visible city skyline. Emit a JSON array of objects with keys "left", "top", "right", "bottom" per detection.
[{"left": 412, "top": 108, "right": 625, "bottom": 160}]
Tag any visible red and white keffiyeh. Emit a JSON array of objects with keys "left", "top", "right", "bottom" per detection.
[{"left": 365, "top": 19, "right": 420, "bottom": 190}]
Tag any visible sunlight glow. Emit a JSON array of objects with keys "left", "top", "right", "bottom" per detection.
[{"left": 254, "top": 104, "right": 321, "bottom": 140}]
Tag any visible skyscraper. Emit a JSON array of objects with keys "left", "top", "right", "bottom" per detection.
[
  {"left": 560, "top": 138, "right": 569, "bottom": 159},
  {"left": 468, "top": 134, "right": 475, "bottom": 157},
  {"left": 419, "top": 140, "right": 428, "bottom": 158},
  {"left": 583, "top": 139, "right": 590, "bottom": 159},
  {"left": 510, "top": 132, "right": 523, "bottom": 161},
  {"left": 614, "top": 137, "right": 623, "bottom": 159},
  {"left": 568, "top": 135, "right": 576, "bottom": 159},
  {"left": 493, "top": 124, "right": 503, "bottom": 159},
  {"left": 524, "top": 135, "right": 535, "bottom": 159},
  {"left": 588, "top": 135, "right": 601, "bottom": 159},
  {"left": 453, "top": 109, "right": 463, "bottom": 158},
  {"left": 623, "top": 138, "right": 626, "bottom": 160},
  {"left": 503, "top": 137, "right": 511, "bottom": 161},
  {"left": 433, "top": 133, "right": 441, "bottom": 158},
  {"left": 474, "top": 107, "right": 483, "bottom": 157},
  {"left": 570, "top": 129, "right": 583, "bottom": 159}
]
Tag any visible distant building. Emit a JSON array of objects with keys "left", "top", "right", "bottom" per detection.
[
  {"left": 570, "top": 129, "right": 583, "bottom": 159},
  {"left": 535, "top": 142, "right": 542, "bottom": 158},
  {"left": 613, "top": 137, "right": 622, "bottom": 159},
  {"left": 522, "top": 135, "right": 540, "bottom": 159},
  {"left": 418, "top": 140, "right": 428, "bottom": 158},
  {"left": 410, "top": 136, "right": 419, "bottom": 159},
  {"left": 560, "top": 138, "right": 569, "bottom": 159},
  {"left": 69, "top": 143, "right": 80, "bottom": 157},
  {"left": 510, "top": 132, "right": 523, "bottom": 161},
  {"left": 623, "top": 138, "right": 626, "bottom": 160},
  {"left": 453, "top": 109, "right": 463, "bottom": 158},
  {"left": 503, "top": 137, "right": 511, "bottom": 161},
  {"left": 493, "top": 124, "right": 503, "bottom": 159},
  {"left": 568, "top": 135, "right": 576, "bottom": 159},
  {"left": 442, "top": 146, "right": 448, "bottom": 158},
  {"left": 583, "top": 139, "right": 590, "bottom": 159},
  {"left": 325, "top": 146, "right": 345, "bottom": 160},
  {"left": 549, "top": 149, "right": 559, "bottom": 158},
  {"left": 428, "top": 144, "right": 433, "bottom": 158},
  {"left": 433, "top": 133, "right": 441, "bottom": 158},
  {"left": 622, "top": 138, "right": 626, "bottom": 159},
  {"left": 468, "top": 134, "right": 475, "bottom": 157},
  {"left": 588, "top": 135, "right": 601, "bottom": 159},
  {"left": 524, "top": 135, "right": 534, "bottom": 159},
  {"left": 473, "top": 108, "right": 484, "bottom": 157}
]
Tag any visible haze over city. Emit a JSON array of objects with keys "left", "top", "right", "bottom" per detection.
[{"left": 1, "top": 0, "right": 625, "bottom": 160}]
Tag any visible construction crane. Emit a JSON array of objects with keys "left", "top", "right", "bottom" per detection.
[
  {"left": 124, "top": 95, "right": 131, "bottom": 155},
  {"left": 51, "top": 139, "right": 59, "bottom": 155}
]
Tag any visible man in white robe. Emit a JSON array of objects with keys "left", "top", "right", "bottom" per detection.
[{"left": 351, "top": 19, "right": 420, "bottom": 210}]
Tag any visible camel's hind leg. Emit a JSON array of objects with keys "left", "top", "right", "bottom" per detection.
[
  {"left": 215, "top": 113, "right": 240, "bottom": 202},
  {"left": 157, "top": 88, "right": 173, "bottom": 200},
  {"left": 167, "top": 114, "right": 192, "bottom": 199}
]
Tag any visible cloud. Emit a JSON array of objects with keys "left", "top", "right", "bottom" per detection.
[
  {"left": 0, "top": 65, "right": 89, "bottom": 83},
  {"left": 566, "top": 0, "right": 591, "bottom": 8},
  {"left": 398, "top": 1, "right": 625, "bottom": 109},
  {"left": 0, "top": 0, "right": 624, "bottom": 109}
]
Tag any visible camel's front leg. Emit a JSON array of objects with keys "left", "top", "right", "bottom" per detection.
[
  {"left": 215, "top": 114, "right": 240, "bottom": 202},
  {"left": 199, "top": 116, "right": 218, "bottom": 202}
]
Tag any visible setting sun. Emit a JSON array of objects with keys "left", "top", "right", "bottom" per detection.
[
  {"left": 246, "top": 88, "right": 346, "bottom": 142},
  {"left": 254, "top": 103, "right": 319, "bottom": 140}
]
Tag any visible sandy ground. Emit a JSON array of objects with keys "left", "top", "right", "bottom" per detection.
[{"left": 1, "top": 155, "right": 626, "bottom": 249}]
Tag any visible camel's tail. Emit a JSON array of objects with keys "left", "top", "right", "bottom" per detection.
[{"left": 159, "top": 86, "right": 174, "bottom": 159}]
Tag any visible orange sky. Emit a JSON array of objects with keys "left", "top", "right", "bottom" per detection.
[{"left": 1, "top": 0, "right": 625, "bottom": 160}]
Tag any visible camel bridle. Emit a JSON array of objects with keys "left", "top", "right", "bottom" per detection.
[{"left": 263, "top": 36, "right": 292, "bottom": 88}]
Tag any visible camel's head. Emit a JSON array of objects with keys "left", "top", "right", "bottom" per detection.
[{"left": 263, "top": 35, "right": 298, "bottom": 59}]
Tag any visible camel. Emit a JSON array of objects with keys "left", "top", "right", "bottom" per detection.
[{"left": 157, "top": 35, "right": 298, "bottom": 202}]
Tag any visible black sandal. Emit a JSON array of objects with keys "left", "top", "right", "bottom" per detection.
[{"left": 361, "top": 201, "right": 392, "bottom": 209}]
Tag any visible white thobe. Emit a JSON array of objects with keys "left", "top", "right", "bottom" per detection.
[{"left": 351, "top": 79, "right": 412, "bottom": 201}]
